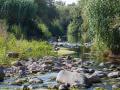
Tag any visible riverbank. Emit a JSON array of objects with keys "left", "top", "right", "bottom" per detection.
[{"left": 0, "top": 56, "right": 120, "bottom": 90}]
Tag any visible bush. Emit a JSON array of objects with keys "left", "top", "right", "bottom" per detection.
[
  {"left": 87, "top": 0, "right": 120, "bottom": 55},
  {"left": 38, "top": 23, "right": 52, "bottom": 39},
  {"left": 67, "top": 21, "right": 81, "bottom": 43},
  {"left": 0, "top": 35, "right": 57, "bottom": 65}
]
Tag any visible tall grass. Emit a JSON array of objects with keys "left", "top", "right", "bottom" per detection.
[{"left": 0, "top": 35, "right": 57, "bottom": 65}]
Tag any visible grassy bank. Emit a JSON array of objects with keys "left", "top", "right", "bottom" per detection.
[{"left": 0, "top": 35, "right": 57, "bottom": 65}]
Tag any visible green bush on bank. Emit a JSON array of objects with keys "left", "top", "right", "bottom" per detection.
[{"left": 0, "top": 35, "right": 57, "bottom": 65}]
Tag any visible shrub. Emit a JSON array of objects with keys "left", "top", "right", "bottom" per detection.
[
  {"left": 38, "top": 23, "right": 52, "bottom": 39},
  {"left": 87, "top": 0, "right": 120, "bottom": 55},
  {"left": 0, "top": 35, "right": 57, "bottom": 65}
]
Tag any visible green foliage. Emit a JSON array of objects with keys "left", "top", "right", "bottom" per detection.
[
  {"left": 67, "top": 21, "right": 79, "bottom": 43},
  {"left": 1, "top": 0, "right": 37, "bottom": 25},
  {"left": 50, "top": 19, "right": 64, "bottom": 37},
  {"left": 38, "top": 23, "right": 52, "bottom": 39},
  {"left": 87, "top": 0, "right": 120, "bottom": 54},
  {"left": 0, "top": 35, "right": 56, "bottom": 65},
  {"left": 94, "top": 87, "right": 106, "bottom": 90},
  {"left": 10, "top": 25, "right": 22, "bottom": 39},
  {"left": 67, "top": 7, "right": 83, "bottom": 43}
]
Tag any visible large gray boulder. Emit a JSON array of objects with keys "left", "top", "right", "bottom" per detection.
[{"left": 56, "top": 70, "right": 89, "bottom": 87}]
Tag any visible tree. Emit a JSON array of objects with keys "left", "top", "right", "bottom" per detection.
[
  {"left": 87, "top": 0, "right": 120, "bottom": 55},
  {"left": 67, "top": 6, "right": 83, "bottom": 43}
]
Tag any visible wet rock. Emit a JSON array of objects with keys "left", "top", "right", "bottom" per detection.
[
  {"left": 41, "top": 63, "right": 52, "bottom": 72},
  {"left": 88, "top": 69, "right": 95, "bottom": 74},
  {"left": 59, "top": 83, "right": 70, "bottom": 90},
  {"left": 99, "top": 62, "right": 105, "bottom": 67},
  {"left": 56, "top": 70, "right": 89, "bottom": 87},
  {"left": 28, "top": 62, "right": 41, "bottom": 73},
  {"left": 0, "top": 66, "right": 5, "bottom": 82},
  {"left": 43, "top": 60, "right": 54, "bottom": 65},
  {"left": 49, "top": 76, "right": 56, "bottom": 81},
  {"left": 29, "top": 77, "right": 43, "bottom": 84},
  {"left": 108, "top": 71, "right": 120, "bottom": 78},
  {"left": 21, "top": 85, "right": 31, "bottom": 90},
  {"left": 74, "top": 59, "right": 82, "bottom": 65},
  {"left": 88, "top": 74, "right": 101, "bottom": 83},
  {"left": 12, "top": 78, "right": 27, "bottom": 85},
  {"left": 92, "top": 71, "right": 107, "bottom": 78},
  {"left": 76, "top": 68, "right": 95, "bottom": 74},
  {"left": 66, "top": 56, "right": 72, "bottom": 60},
  {"left": 83, "top": 61, "right": 94, "bottom": 66},
  {"left": 12, "top": 61, "right": 23, "bottom": 66},
  {"left": 4, "top": 66, "right": 18, "bottom": 77},
  {"left": 75, "top": 68, "right": 88, "bottom": 73},
  {"left": 48, "top": 84, "right": 59, "bottom": 89},
  {"left": 110, "top": 64, "right": 117, "bottom": 69},
  {"left": 112, "top": 84, "right": 120, "bottom": 89},
  {"left": 18, "top": 66, "right": 27, "bottom": 77}
]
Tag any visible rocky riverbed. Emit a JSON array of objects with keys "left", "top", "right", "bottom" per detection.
[{"left": 0, "top": 56, "right": 120, "bottom": 90}]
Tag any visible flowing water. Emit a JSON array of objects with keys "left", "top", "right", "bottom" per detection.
[{"left": 0, "top": 47, "right": 119, "bottom": 90}]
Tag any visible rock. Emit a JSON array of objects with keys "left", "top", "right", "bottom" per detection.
[
  {"left": 66, "top": 56, "right": 72, "bottom": 60},
  {"left": 43, "top": 60, "right": 53, "bottom": 65},
  {"left": 0, "top": 66, "right": 5, "bottom": 82},
  {"left": 59, "top": 84, "right": 70, "bottom": 90},
  {"left": 18, "top": 66, "right": 27, "bottom": 77},
  {"left": 29, "top": 77, "right": 43, "bottom": 84},
  {"left": 76, "top": 68, "right": 95, "bottom": 74},
  {"left": 41, "top": 63, "right": 52, "bottom": 72},
  {"left": 88, "top": 74, "right": 101, "bottom": 83},
  {"left": 75, "top": 68, "right": 88, "bottom": 73},
  {"left": 83, "top": 61, "right": 93, "bottom": 66},
  {"left": 107, "top": 71, "right": 120, "bottom": 78},
  {"left": 7, "top": 52, "right": 19, "bottom": 58},
  {"left": 92, "top": 71, "right": 107, "bottom": 78},
  {"left": 99, "top": 63, "right": 105, "bottom": 67},
  {"left": 12, "top": 61, "right": 23, "bottom": 66},
  {"left": 112, "top": 84, "right": 120, "bottom": 89},
  {"left": 28, "top": 62, "right": 41, "bottom": 73},
  {"left": 20, "top": 85, "right": 31, "bottom": 90},
  {"left": 88, "top": 69, "right": 95, "bottom": 74},
  {"left": 48, "top": 84, "right": 59, "bottom": 89},
  {"left": 56, "top": 70, "right": 89, "bottom": 87},
  {"left": 110, "top": 64, "right": 117, "bottom": 69},
  {"left": 12, "top": 78, "right": 27, "bottom": 85}
]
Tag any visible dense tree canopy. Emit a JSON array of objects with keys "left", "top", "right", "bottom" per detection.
[{"left": 87, "top": 0, "right": 120, "bottom": 54}]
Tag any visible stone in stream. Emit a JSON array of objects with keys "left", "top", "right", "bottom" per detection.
[
  {"left": 56, "top": 70, "right": 90, "bottom": 88},
  {"left": 0, "top": 66, "right": 5, "bottom": 82},
  {"left": 28, "top": 77, "right": 43, "bottom": 84},
  {"left": 21, "top": 85, "right": 31, "bottom": 90},
  {"left": 87, "top": 74, "right": 101, "bottom": 83},
  {"left": 107, "top": 71, "right": 120, "bottom": 78},
  {"left": 92, "top": 71, "right": 107, "bottom": 78},
  {"left": 11, "top": 78, "right": 27, "bottom": 85},
  {"left": 18, "top": 66, "right": 27, "bottom": 77},
  {"left": 112, "top": 84, "right": 120, "bottom": 89},
  {"left": 27, "top": 62, "right": 41, "bottom": 73},
  {"left": 59, "top": 83, "right": 70, "bottom": 90}
]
